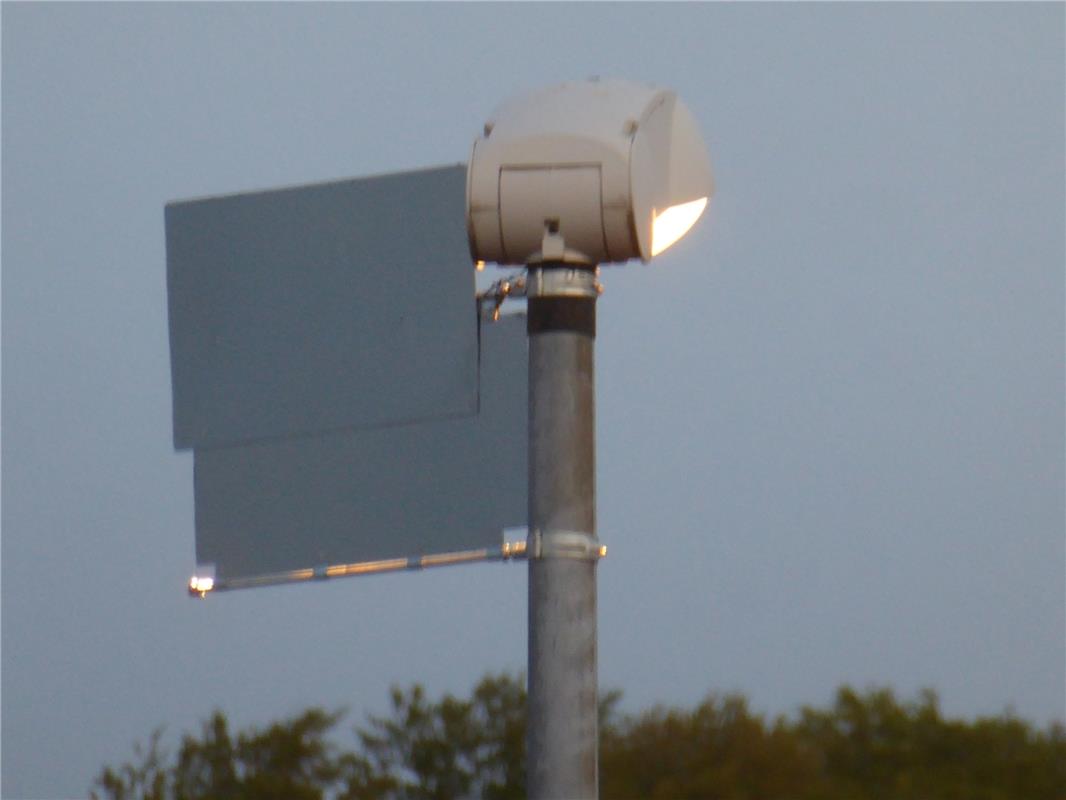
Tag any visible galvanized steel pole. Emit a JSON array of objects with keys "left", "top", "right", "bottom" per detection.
[{"left": 526, "top": 263, "right": 600, "bottom": 800}]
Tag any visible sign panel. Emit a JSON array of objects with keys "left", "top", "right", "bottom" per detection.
[
  {"left": 166, "top": 164, "right": 475, "bottom": 450},
  {"left": 192, "top": 315, "right": 527, "bottom": 581}
]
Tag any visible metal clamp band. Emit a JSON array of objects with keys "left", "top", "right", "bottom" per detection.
[
  {"left": 526, "top": 267, "right": 602, "bottom": 299},
  {"left": 528, "top": 528, "right": 605, "bottom": 561}
]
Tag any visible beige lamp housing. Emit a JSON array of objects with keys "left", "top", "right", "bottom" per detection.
[{"left": 467, "top": 79, "right": 713, "bottom": 266}]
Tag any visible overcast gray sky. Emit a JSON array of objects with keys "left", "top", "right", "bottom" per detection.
[{"left": 3, "top": 3, "right": 1063, "bottom": 797}]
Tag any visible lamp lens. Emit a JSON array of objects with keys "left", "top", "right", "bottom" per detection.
[{"left": 651, "top": 197, "right": 707, "bottom": 257}]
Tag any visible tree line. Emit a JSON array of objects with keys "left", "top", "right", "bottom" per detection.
[{"left": 93, "top": 673, "right": 1066, "bottom": 799}]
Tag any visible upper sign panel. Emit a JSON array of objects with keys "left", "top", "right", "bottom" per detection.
[{"left": 166, "top": 164, "right": 475, "bottom": 450}]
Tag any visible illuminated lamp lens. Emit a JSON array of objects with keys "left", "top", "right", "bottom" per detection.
[{"left": 651, "top": 197, "right": 708, "bottom": 257}]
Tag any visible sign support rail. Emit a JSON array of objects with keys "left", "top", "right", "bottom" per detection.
[{"left": 189, "top": 540, "right": 530, "bottom": 597}]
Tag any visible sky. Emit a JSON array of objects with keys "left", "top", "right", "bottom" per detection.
[{"left": 2, "top": 3, "right": 1063, "bottom": 797}]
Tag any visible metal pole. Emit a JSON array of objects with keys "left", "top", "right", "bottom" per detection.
[{"left": 526, "top": 263, "right": 601, "bottom": 800}]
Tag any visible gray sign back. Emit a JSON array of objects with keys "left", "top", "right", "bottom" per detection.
[
  {"left": 166, "top": 164, "right": 476, "bottom": 450},
  {"left": 193, "top": 314, "right": 528, "bottom": 580}
]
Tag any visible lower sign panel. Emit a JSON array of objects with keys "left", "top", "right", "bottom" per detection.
[{"left": 193, "top": 314, "right": 527, "bottom": 583}]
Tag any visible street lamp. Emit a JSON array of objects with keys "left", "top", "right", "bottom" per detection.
[
  {"left": 468, "top": 78, "right": 713, "bottom": 266},
  {"left": 170, "top": 76, "right": 709, "bottom": 800},
  {"left": 467, "top": 79, "right": 712, "bottom": 800}
]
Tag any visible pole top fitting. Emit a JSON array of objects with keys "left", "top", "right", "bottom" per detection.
[{"left": 526, "top": 265, "right": 602, "bottom": 300}]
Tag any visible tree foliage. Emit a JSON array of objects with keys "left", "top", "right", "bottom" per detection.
[
  {"left": 93, "top": 676, "right": 1066, "bottom": 800},
  {"left": 95, "top": 708, "right": 345, "bottom": 800},
  {"left": 344, "top": 674, "right": 526, "bottom": 800},
  {"left": 600, "top": 686, "right": 1066, "bottom": 800}
]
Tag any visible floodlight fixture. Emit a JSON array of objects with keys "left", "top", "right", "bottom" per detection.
[
  {"left": 467, "top": 79, "right": 714, "bottom": 800},
  {"left": 467, "top": 79, "right": 713, "bottom": 267}
]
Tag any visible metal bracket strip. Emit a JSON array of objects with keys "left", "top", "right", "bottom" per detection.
[{"left": 189, "top": 540, "right": 529, "bottom": 596}]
